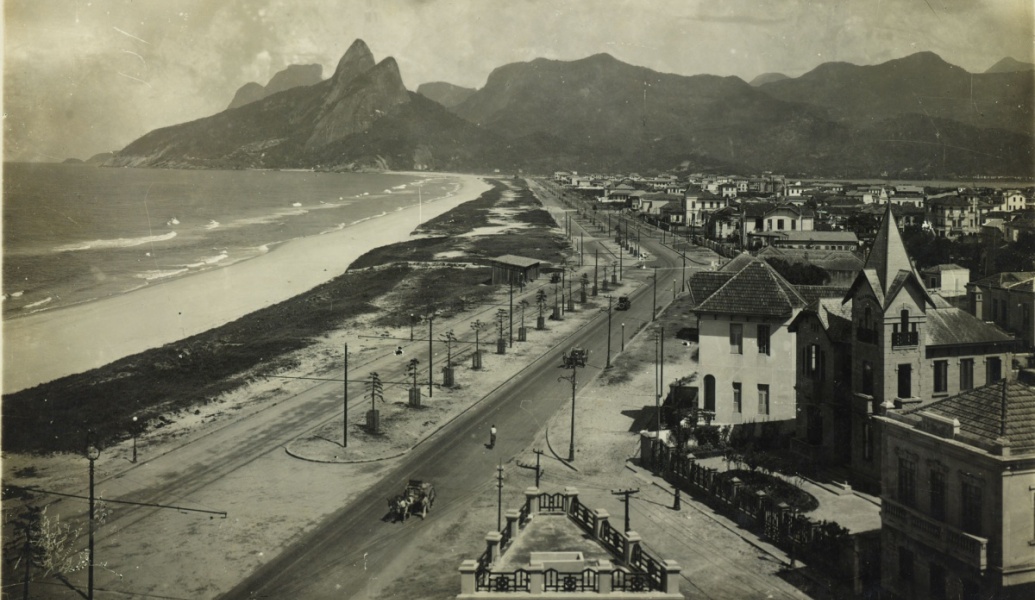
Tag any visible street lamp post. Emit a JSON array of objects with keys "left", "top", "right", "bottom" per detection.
[
  {"left": 621, "top": 323, "right": 625, "bottom": 353},
  {"left": 86, "top": 442, "right": 100, "bottom": 600},
  {"left": 131, "top": 416, "right": 138, "bottom": 463},
  {"left": 652, "top": 266, "right": 658, "bottom": 321},
  {"left": 410, "top": 313, "right": 415, "bottom": 341}
]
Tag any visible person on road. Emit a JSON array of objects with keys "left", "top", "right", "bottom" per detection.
[{"left": 489, "top": 424, "right": 497, "bottom": 449}]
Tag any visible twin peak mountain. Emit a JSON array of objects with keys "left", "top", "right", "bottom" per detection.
[{"left": 110, "top": 39, "right": 1034, "bottom": 178}]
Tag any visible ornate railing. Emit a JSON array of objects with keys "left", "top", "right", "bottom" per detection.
[
  {"left": 599, "top": 520, "right": 626, "bottom": 557},
  {"left": 856, "top": 328, "right": 878, "bottom": 344},
  {"left": 570, "top": 498, "right": 594, "bottom": 533},
  {"left": 630, "top": 544, "right": 664, "bottom": 591},
  {"left": 477, "top": 569, "right": 531, "bottom": 592},
  {"left": 539, "top": 492, "right": 565, "bottom": 512},
  {"left": 892, "top": 331, "right": 919, "bottom": 347},
  {"left": 544, "top": 568, "right": 597, "bottom": 592},
  {"left": 612, "top": 569, "right": 652, "bottom": 592}
]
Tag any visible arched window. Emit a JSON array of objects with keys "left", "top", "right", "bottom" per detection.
[
  {"left": 900, "top": 309, "right": 909, "bottom": 331},
  {"left": 703, "top": 375, "right": 716, "bottom": 413}
]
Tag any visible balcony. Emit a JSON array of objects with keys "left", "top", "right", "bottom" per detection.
[
  {"left": 892, "top": 331, "right": 919, "bottom": 347},
  {"left": 882, "top": 499, "right": 987, "bottom": 572},
  {"left": 856, "top": 328, "right": 878, "bottom": 344}
]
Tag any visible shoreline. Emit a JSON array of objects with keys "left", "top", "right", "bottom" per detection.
[{"left": 1, "top": 173, "right": 492, "bottom": 395}]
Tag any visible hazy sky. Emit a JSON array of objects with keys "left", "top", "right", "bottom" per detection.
[{"left": 5, "top": 0, "right": 1033, "bottom": 162}]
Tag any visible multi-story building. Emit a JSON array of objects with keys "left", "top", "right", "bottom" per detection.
[
  {"left": 968, "top": 272, "right": 1035, "bottom": 351},
  {"left": 686, "top": 253, "right": 805, "bottom": 428},
  {"left": 683, "top": 186, "right": 728, "bottom": 231},
  {"left": 790, "top": 205, "right": 1017, "bottom": 487},
  {"left": 920, "top": 264, "right": 970, "bottom": 298},
  {"left": 926, "top": 195, "right": 991, "bottom": 238},
  {"left": 876, "top": 371, "right": 1035, "bottom": 600}
]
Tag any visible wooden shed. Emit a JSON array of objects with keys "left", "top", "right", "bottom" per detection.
[{"left": 490, "top": 255, "right": 541, "bottom": 285}]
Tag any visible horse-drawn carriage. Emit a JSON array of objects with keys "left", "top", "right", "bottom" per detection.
[{"left": 388, "top": 479, "right": 436, "bottom": 522}]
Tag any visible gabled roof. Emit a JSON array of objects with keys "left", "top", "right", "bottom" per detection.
[
  {"left": 693, "top": 255, "right": 806, "bottom": 318},
  {"left": 971, "top": 271, "right": 1035, "bottom": 291},
  {"left": 844, "top": 203, "right": 934, "bottom": 310},
  {"left": 907, "top": 378, "right": 1035, "bottom": 454}
]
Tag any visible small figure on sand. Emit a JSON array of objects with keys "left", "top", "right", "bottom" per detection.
[{"left": 489, "top": 424, "right": 497, "bottom": 449}]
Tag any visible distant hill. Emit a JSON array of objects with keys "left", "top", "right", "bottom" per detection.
[
  {"left": 757, "top": 51, "right": 1033, "bottom": 136},
  {"left": 985, "top": 57, "right": 1035, "bottom": 73},
  {"left": 85, "top": 152, "right": 115, "bottom": 165},
  {"left": 417, "top": 82, "right": 476, "bottom": 108},
  {"left": 227, "top": 64, "right": 324, "bottom": 110},
  {"left": 749, "top": 72, "right": 789, "bottom": 86},
  {"left": 111, "top": 45, "right": 1033, "bottom": 178},
  {"left": 110, "top": 40, "right": 513, "bottom": 171}
]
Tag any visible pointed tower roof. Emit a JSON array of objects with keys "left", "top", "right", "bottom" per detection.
[
  {"left": 844, "top": 203, "right": 935, "bottom": 310},
  {"left": 865, "top": 203, "right": 915, "bottom": 292}
]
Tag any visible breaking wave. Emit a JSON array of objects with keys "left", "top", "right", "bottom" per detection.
[{"left": 54, "top": 231, "right": 177, "bottom": 253}]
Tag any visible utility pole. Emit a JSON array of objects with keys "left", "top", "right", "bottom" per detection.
[
  {"left": 593, "top": 249, "right": 599, "bottom": 296},
  {"left": 611, "top": 488, "right": 640, "bottom": 532},
  {"left": 602, "top": 296, "right": 613, "bottom": 369},
  {"left": 652, "top": 266, "right": 658, "bottom": 321},
  {"left": 533, "top": 449, "right": 544, "bottom": 487},
  {"left": 560, "top": 347, "right": 587, "bottom": 461},
  {"left": 497, "top": 462, "right": 504, "bottom": 531},
  {"left": 427, "top": 311, "right": 435, "bottom": 397},
  {"left": 344, "top": 343, "right": 349, "bottom": 447},
  {"left": 508, "top": 278, "right": 514, "bottom": 347}
]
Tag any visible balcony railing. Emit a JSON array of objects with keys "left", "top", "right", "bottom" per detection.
[
  {"left": 856, "top": 328, "right": 878, "bottom": 344},
  {"left": 882, "top": 499, "right": 987, "bottom": 572},
  {"left": 892, "top": 331, "right": 919, "bottom": 347}
]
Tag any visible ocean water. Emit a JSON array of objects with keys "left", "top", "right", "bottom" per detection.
[{"left": 2, "top": 164, "right": 459, "bottom": 319}]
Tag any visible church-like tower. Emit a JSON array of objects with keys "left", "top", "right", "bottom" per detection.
[{"left": 843, "top": 203, "right": 936, "bottom": 487}]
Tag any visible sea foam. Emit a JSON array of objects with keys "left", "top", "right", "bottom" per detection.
[{"left": 55, "top": 231, "right": 177, "bottom": 252}]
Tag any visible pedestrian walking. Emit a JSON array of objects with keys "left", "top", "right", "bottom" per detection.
[{"left": 489, "top": 424, "right": 497, "bottom": 449}]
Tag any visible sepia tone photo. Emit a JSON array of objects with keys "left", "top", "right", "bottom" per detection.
[{"left": 3, "top": 1, "right": 1034, "bottom": 598}]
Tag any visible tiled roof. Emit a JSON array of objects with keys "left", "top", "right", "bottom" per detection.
[
  {"left": 757, "top": 247, "right": 864, "bottom": 272},
  {"left": 908, "top": 379, "right": 1035, "bottom": 454},
  {"left": 686, "top": 271, "right": 733, "bottom": 307},
  {"left": 971, "top": 271, "right": 1035, "bottom": 290},
  {"left": 920, "top": 263, "right": 966, "bottom": 273},
  {"left": 493, "top": 255, "right": 542, "bottom": 268},
  {"left": 797, "top": 285, "right": 853, "bottom": 306},
  {"left": 694, "top": 257, "right": 806, "bottom": 318},
  {"left": 925, "top": 307, "right": 1016, "bottom": 347},
  {"left": 847, "top": 203, "right": 934, "bottom": 310},
  {"left": 769, "top": 231, "right": 860, "bottom": 243}
]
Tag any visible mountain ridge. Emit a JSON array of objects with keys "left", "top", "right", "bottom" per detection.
[{"left": 108, "top": 42, "right": 1033, "bottom": 177}]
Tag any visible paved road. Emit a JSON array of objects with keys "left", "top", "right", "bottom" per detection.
[{"left": 219, "top": 181, "right": 680, "bottom": 598}]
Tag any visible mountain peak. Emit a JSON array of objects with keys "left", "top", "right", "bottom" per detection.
[
  {"left": 750, "top": 72, "right": 789, "bottom": 86},
  {"left": 333, "top": 39, "right": 376, "bottom": 83},
  {"left": 986, "top": 56, "right": 1035, "bottom": 73}
]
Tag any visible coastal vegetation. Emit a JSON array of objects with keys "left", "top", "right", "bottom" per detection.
[{"left": 1, "top": 180, "right": 568, "bottom": 454}]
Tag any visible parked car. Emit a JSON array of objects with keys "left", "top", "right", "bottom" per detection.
[{"left": 616, "top": 296, "right": 631, "bottom": 310}]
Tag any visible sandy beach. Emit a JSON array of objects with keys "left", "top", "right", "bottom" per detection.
[{"left": 2, "top": 173, "right": 491, "bottom": 394}]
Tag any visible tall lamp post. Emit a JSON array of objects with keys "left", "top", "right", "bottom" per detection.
[
  {"left": 560, "top": 347, "right": 587, "bottom": 461},
  {"left": 601, "top": 296, "right": 614, "bottom": 369},
  {"left": 86, "top": 442, "right": 100, "bottom": 600},
  {"left": 131, "top": 416, "right": 138, "bottom": 463}
]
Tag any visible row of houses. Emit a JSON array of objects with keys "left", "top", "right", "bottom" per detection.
[{"left": 680, "top": 203, "right": 1034, "bottom": 599}]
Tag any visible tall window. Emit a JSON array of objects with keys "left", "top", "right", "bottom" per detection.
[
  {"left": 703, "top": 375, "right": 715, "bottom": 412},
  {"left": 930, "top": 564, "right": 947, "bottom": 600},
  {"left": 898, "top": 364, "right": 912, "bottom": 399},
  {"left": 729, "top": 323, "right": 743, "bottom": 354},
  {"left": 732, "top": 383, "right": 742, "bottom": 413},
  {"left": 863, "top": 421, "right": 873, "bottom": 461},
  {"left": 898, "top": 547, "right": 914, "bottom": 583},
  {"left": 960, "top": 359, "right": 974, "bottom": 391},
  {"left": 862, "top": 361, "right": 874, "bottom": 395},
  {"left": 961, "top": 481, "right": 982, "bottom": 536},
  {"left": 757, "top": 325, "right": 770, "bottom": 356},
  {"left": 986, "top": 357, "right": 1002, "bottom": 384},
  {"left": 929, "top": 470, "right": 946, "bottom": 521},
  {"left": 933, "top": 361, "right": 948, "bottom": 394},
  {"left": 898, "top": 456, "right": 917, "bottom": 507},
  {"left": 757, "top": 384, "right": 770, "bottom": 415}
]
